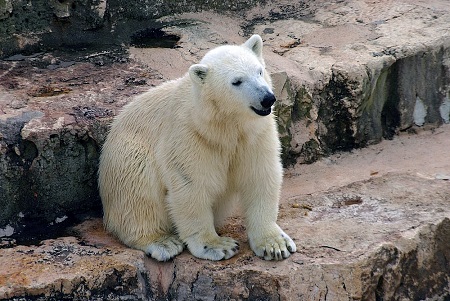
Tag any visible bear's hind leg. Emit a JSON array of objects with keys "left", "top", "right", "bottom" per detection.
[
  {"left": 105, "top": 179, "right": 184, "bottom": 261},
  {"left": 125, "top": 199, "right": 184, "bottom": 261},
  {"left": 168, "top": 190, "right": 240, "bottom": 261},
  {"left": 113, "top": 221, "right": 185, "bottom": 261}
]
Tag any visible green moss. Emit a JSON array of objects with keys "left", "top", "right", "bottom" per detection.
[
  {"left": 293, "top": 87, "right": 313, "bottom": 121},
  {"left": 274, "top": 81, "right": 320, "bottom": 166},
  {"left": 300, "top": 139, "right": 321, "bottom": 164}
]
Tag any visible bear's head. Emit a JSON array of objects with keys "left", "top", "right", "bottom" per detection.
[{"left": 189, "top": 35, "right": 276, "bottom": 117}]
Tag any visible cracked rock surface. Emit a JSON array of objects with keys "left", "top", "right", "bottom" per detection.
[{"left": 0, "top": 173, "right": 449, "bottom": 300}]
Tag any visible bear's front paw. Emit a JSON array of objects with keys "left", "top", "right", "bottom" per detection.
[
  {"left": 186, "top": 235, "right": 239, "bottom": 261},
  {"left": 249, "top": 226, "right": 297, "bottom": 261}
]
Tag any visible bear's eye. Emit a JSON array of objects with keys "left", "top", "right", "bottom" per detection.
[
  {"left": 259, "top": 70, "right": 263, "bottom": 76},
  {"left": 232, "top": 79, "right": 243, "bottom": 86}
]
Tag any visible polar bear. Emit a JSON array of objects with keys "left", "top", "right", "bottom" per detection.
[{"left": 98, "top": 35, "right": 296, "bottom": 261}]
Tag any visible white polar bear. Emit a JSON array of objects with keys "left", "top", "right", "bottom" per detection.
[{"left": 98, "top": 35, "right": 297, "bottom": 261}]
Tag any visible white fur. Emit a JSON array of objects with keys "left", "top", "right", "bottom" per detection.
[{"left": 98, "top": 35, "right": 296, "bottom": 261}]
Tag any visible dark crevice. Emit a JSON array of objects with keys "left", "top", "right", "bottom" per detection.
[
  {"left": 130, "top": 28, "right": 181, "bottom": 48},
  {"left": 381, "top": 62, "right": 401, "bottom": 140},
  {"left": 2, "top": 210, "right": 101, "bottom": 247},
  {"left": 318, "top": 71, "right": 357, "bottom": 154},
  {"left": 375, "top": 276, "right": 385, "bottom": 301}
]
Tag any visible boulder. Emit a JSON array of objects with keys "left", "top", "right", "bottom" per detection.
[{"left": 0, "top": 54, "right": 158, "bottom": 233}]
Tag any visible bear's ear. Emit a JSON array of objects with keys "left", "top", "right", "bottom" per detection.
[
  {"left": 189, "top": 64, "right": 209, "bottom": 85},
  {"left": 243, "top": 34, "right": 263, "bottom": 58}
]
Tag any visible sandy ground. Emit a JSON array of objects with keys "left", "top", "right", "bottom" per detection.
[{"left": 282, "top": 124, "right": 450, "bottom": 201}]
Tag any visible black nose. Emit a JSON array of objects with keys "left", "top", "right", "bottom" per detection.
[{"left": 260, "top": 93, "right": 276, "bottom": 109}]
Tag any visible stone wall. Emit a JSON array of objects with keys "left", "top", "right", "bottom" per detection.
[{"left": 272, "top": 40, "right": 450, "bottom": 165}]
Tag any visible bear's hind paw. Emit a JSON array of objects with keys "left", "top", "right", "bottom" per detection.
[
  {"left": 187, "top": 236, "right": 239, "bottom": 261},
  {"left": 145, "top": 235, "right": 185, "bottom": 262}
]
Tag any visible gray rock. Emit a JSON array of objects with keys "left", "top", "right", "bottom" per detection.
[
  {"left": 0, "top": 0, "right": 262, "bottom": 58},
  {"left": 0, "top": 111, "right": 43, "bottom": 227},
  {"left": 0, "top": 0, "right": 12, "bottom": 20},
  {"left": 0, "top": 44, "right": 160, "bottom": 229}
]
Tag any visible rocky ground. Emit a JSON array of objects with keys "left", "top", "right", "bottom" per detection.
[{"left": 1, "top": 0, "right": 450, "bottom": 300}]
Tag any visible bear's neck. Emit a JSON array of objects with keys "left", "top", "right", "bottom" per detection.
[
  {"left": 191, "top": 112, "right": 233, "bottom": 148},
  {"left": 189, "top": 102, "right": 270, "bottom": 152}
]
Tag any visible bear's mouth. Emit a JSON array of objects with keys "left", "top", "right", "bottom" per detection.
[{"left": 251, "top": 106, "right": 271, "bottom": 116}]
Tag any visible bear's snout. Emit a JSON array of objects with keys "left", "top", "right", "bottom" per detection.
[
  {"left": 260, "top": 93, "right": 276, "bottom": 109},
  {"left": 250, "top": 92, "right": 276, "bottom": 116}
]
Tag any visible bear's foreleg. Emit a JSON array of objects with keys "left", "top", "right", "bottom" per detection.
[
  {"left": 243, "top": 188, "right": 297, "bottom": 260},
  {"left": 237, "top": 147, "right": 297, "bottom": 260}
]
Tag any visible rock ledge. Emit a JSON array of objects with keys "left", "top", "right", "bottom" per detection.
[{"left": 1, "top": 173, "right": 449, "bottom": 300}]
